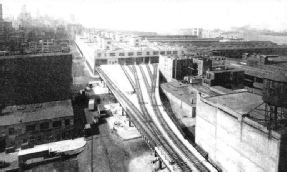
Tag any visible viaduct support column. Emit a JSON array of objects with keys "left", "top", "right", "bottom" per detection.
[{"left": 122, "top": 107, "right": 126, "bottom": 116}]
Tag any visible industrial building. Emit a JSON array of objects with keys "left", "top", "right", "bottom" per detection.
[
  {"left": 202, "top": 69, "right": 245, "bottom": 90},
  {"left": 0, "top": 53, "right": 73, "bottom": 106},
  {"left": 191, "top": 57, "right": 212, "bottom": 76},
  {"left": 210, "top": 46, "right": 287, "bottom": 58},
  {"left": 0, "top": 100, "right": 74, "bottom": 153},
  {"left": 196, "top": 72, "right": 287, "bottom": 172},
  {"left": 160, "top": 81, "right": 197, "bottom": 119},
  {"left": 226, "top": 54, "right": 287, "bottom": 95},
  {"left": 175, "top": 28, "right": 203, "bottom": 38},
  {"left": 159, "top": 55, "right": 193, "bottom": 82},
  {"left": 140, "top": 35, "right": 221, "bottom": 46},
  {"left": 159, "top": 55, "right": 229, "bottom": 83}
]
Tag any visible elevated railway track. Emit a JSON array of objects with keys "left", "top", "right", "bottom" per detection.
[{"left": 96, "top": 64, "right": 219, "bottom": 172}]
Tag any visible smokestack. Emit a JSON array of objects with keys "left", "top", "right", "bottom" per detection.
[{"left": 0, "top": 4, "right": 3, "bottom": 21}]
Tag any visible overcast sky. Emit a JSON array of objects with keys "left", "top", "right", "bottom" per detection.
[{"left": 1, "top": 0, "right": 287, "bottom": 32}]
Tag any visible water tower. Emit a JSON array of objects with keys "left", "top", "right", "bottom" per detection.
[{"left": 262, "top": 72, "right": 287, "bottom": 129}]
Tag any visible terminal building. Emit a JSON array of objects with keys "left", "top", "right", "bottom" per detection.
[{"left": 76, "top": 31, "right": 186, "bottom": 75}]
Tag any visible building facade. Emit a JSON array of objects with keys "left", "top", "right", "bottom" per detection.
[
  {"left": 202, "top": 69, "right": 245, "bottom": 90},
  {"left": 159, "top": 55, "right": 193, "bottom": 82},
  {"left": 0, "top": 53, "right": 72, "bottom": 106}
]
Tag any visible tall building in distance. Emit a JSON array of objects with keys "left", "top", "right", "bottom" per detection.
[
  {"left": 0, "top": 4, "right": 13, "bottom": 49},
  {"left": 176, "top": 28, "right": 203, "bottom": 38},
  {"left": 0, "top": 4, "right": 3, "bottom": 20}
]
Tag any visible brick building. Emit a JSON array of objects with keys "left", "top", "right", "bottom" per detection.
[
  {"left": 0, "top": 53, "right": 72, "bottom": 106},
  {"left": 159, "top": 55, "right": 193, "bottom": 82},
  {"left": 203, "top": 69, "right": 245, "bottom": 90},
  {"left": 0, "top": 100, "right": 74, "bottom": 152}
]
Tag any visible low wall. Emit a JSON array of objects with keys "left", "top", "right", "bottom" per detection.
[{"left": 161, "top": 87, "right": 194, "bottom": 118}]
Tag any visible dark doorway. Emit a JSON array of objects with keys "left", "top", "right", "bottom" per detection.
[
  {"left": 0, "top": 138, "right": 6, "bottom": 152},
  {"left": 192, "top": 63, "right": 198, "bottom": 76}
]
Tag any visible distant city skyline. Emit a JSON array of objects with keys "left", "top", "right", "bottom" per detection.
[{"left": 1, "top": 0, "right": 287, "bottom": 32}]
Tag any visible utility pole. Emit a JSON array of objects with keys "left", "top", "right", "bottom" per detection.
[{"left": 91, "top": 134, "right": 93, "bottom": 172}]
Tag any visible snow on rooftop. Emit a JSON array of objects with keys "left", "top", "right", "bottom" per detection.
[
  {"left": 100, "top": 65, "right": 134, "bottom": 94},
  {"left": 18, "top": 138, "right": 86, "bottom": 156},
  {"left": 100, "top": 65, "right": 141, "bottom": 111}
]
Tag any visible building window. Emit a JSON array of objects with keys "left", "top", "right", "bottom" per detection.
[
  {"left": 37, "top": 136, "right": 42, "bottom": 142},
  {"left": 23, "top": 139, "right": 28, "bottom": 143},
  {"left": 97, "top": 53, "right": 101, "bottom": 57},
  {"left": 40, "top": 122, "right": 49, "bottom": 130},
  {"left": 167, "top": 51, "right": 171, "bottom": 55},
  {"left": 29, "top": 136, "right": 35, "bottom": 142},
  {"left": 52, "top": 121, "right": 62, "bottom": 128},
  {"left": 119, "top": 53, "right": 125, "bottom": 56},
  {"left": 160, "top": 51, "right": 165, "bottom": 55},
  {"left": 26, "top": 124, "right": 36, "bottom": 132},
  {"left": 107, "top": 41, "right": 111, "bottom": 44},
  {"left": 153, "top": 51, "right": 159, "bottom": 55},
  {"left": 48, "top": 134, "right": 53, "bottom": 140},
  {"left": 146, "top": 52, "right": 150, "bottom": 55},
  {"left": 65, "top": 119, "right": 70, "bottom": 126},
  {"left": 135, "top": 39, "right": 139, "bottom": 42},
  {"left": 109, "top": 53, "right": 115, "bottom": 56},
  {"left": 9, "top": 128, "right": 15, "bottom": 135},
  {"left": 56, "top": 134, "right": 61, "bottom": 141},
  {"left": 128, "top": 52, "right": 134, "bottom": 56},
  {"left": 137, "top": 52, "right": 142, "bottom": 56}
]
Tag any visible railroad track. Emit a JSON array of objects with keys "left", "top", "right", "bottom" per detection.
[
  {"left": 140, "top": 64, "right": 212, "bottom": 172},
  {"left": 98, "top": 65, "right": 217, "bottom": 172},
  {"left": 133, "top": 65, "right": 192, "bottom": 171},
  {"left": 96, "top": 67, "right": 157, "bottom": 148}
]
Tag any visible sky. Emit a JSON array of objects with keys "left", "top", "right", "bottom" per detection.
[{"left": 1, "top": 0, "right": 287, "bottom": 32}]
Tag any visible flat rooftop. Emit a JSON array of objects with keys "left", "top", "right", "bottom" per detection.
[
  {"left": 205, "top": 92, "right": 263, "bottom": 115},
  {"left": 0, "top": 52, "right": 71, "bottom": 60},
  {"left": 77, "top": 36, "right": 181, "bottom": 52},
  {"left": 161, "top": 81, "right": 197, "bottom": 107},
  {"left": 0, "top": 100, "right": 73, "bottom": 126},
  {"left": 202, "top": 92, "right": 287, "bottom": 133},
  {"left": 189, "top": 84, "right": 221, "bottom": 97},
  {"left": 210, "top": 86, "right": 236, "bottom": 94}
]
